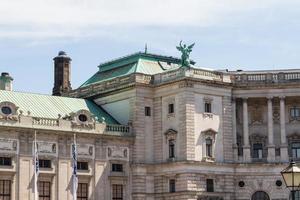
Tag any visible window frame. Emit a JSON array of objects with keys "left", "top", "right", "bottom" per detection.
[
  {"left": 204, "top": 102, "right": 212, "bottom": 113},
  {"left": 38, "top": 159, "right": 51, "bottom": 169},
  {"left": 290, "top": 107, "right": 300, "bottom": 119},
  {"left": 38, "top": 181, "right": 51, "bottom": 200},
  {"left": 168, "top": 103, "right": 174, "bottom": 114},
  {"left": 169, "top": 179, "right": 176, "bottom": 193},
  {"left": 112, "top": 164, "right": 123, "bottom": 172},
  {"left": 206, "top": 179, "right": 214, "bottom": 192},
  {"left": 292, "top": 142, "right": 300, "bottom": 159},
  {"left": 0, "top": 180, "right": 11, "bottom": 199},
  {"left": 0, "top": 157, "right": 11, "bottom": 166},
  {"left": 206, "top": 138, "right": 213, "bottom": 157},
  {"left": 252, "top": 143, "right": 263, "bottom": 159},
  {"left": 168, "top": 139, "right": 175, "bottom": 159},
  {"left": 145, "top": 107, "right": 151, "bottom": 116},
  {"left": 77, "top": 183, "right": 88, "bottom": 200},
  {"left": 112, "top": 184, "right": 123, "bottom": 200},
  {"left": 77, "top": 161, "right": 89, "bottom": 171}
]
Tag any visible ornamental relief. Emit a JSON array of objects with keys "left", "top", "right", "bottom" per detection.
[
  {"left": 107, "top": 146, "right": 129, "bottom": 161},
  {"left": 36, "top": 141, "right": 57, "bottom": 157},
  {"left": 273, "top": 106, "right": 280, "bottom": 124},
  {"left": 250, "top": 104, "right": 263, "bottom": 125},
  {"left": 77, "top": 144, "right": 94, "bottom": 159},
  {"left": 0, "top": 138, "right": 18, "bottom": 154}
]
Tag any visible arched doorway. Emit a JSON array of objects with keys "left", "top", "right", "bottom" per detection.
[{"left": 251, "top": 191, "right": 270, "bottom": 200}]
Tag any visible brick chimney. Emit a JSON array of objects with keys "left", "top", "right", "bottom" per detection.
[
  {"left": 0, "top": 72, "right": 13, "bottom": 91},
  {"left": 52, "top": 51, "right": 72, "bottom": 96}
]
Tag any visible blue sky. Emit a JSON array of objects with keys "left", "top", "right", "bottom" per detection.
[{"left": 1, "top": 0, "right": 300, "bottom": 94}]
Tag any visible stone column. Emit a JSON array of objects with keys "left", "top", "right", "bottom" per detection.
[
  {"left": 242, "top": 98, "right": 251, "bottom": 162},
  {"left": 232, "top": 98, "right": 238, "bottom": 161},
  {"left": 267, "top": 97, "right": 275, "bottom": 162},
  {"left": 280, "top": 96, "right": 289, "bottom": 162}
]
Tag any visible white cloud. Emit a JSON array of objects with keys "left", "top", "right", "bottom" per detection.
[{"left": 0, "top": 0, "right": 297, "bottom": 39}]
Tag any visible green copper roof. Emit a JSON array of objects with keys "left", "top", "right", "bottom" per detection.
[
  {"left": 0, "top": 90, "right": 119, "bottom": 124},
  {"left": 80, "top": 52, "right": 182, "bottom": 87}
]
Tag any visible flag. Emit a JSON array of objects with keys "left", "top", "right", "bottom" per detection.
[
  {"left": 72, "top": 134, "right": 78, "bottom": 200},
  {"left": 33, "top": 131, "right": 39, "bottom": 200}
]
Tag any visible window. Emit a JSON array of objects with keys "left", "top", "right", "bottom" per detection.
[
  {"left": 112, "top": 164, "right": 123, "bottom": 172},
  {"left": 206, "top": 138, "right": 213, "bottom": 157},
  {"left": 78, "top": 114, "right": 88, "bottom": 122},
  {"left": 112, "top": 184, "right": 123, "bottom": 200},
  {"left": 145, "top": 107, "right": 151, "bottom": 116},
  {"left": 168, "top": 104, "right": 174, "bottom": 114},
  {"left": 0, "top": 180, "right": 11, "bottom": 200},
  {"left": 38, "top": 181, "right": 51, "bottom": 200},
  {"left": 1, "top": 106, "right": 12, "bottom": 115},
  {"left": 205, "top": 102, "right": 212, "bottom": 113},
  {"left": 77, "top": 162, "right": 88, "bottom": 170},
  {"left": 290, "top": 107, "right": 300, "bottom": 119},
  {"left": 77, "top": 183, "right": 88, "bottom": 200},
  {"left": 169, "top": 139, "right": 175, "bottom": 158},
  {"left": 275, "top": 148, "right": 281, "bottom": 157},
  {"left": 169, "top": 179, "right": 176, "bottom": 193},
  {"left": 253, "top": 143, "right": 263, "bottom": 159},
  {"left": 39, "top": 159, "right": 51, "bottom": 168},
  {"left": 251, "top": 191, "right": 270, "bottom": 200},
  {"left": 292, "top": 143, "right": 300, "bottom": 158},
  {"left": 206, "top": 179, "right": 214, "bottom": 192},
  {"left": 0, "top": 157, "right": 11, "bottom": 166}
]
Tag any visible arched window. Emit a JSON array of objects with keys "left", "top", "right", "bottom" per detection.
[
  {"left": 169, "top": 139, "right": 175, "bottom": 158},
  {"left": 206, "top": 138, "right": 212, "bottom": 157},
  {"left": 251, "top": 191, "right": 270, "bottom": 200}
]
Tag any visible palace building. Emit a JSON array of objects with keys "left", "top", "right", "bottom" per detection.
[{"left": 0, "top": 50, "right": 297, "bottom": 200}]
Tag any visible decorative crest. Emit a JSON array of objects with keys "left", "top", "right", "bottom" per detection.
[{"left": 176, "top": 40, "right": 195, "bottom": 67}]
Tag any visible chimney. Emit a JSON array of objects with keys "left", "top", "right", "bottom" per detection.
[
  {"left": 0, "top": 72, "right": 13, "bottom": 91},
  {"left": 52, "top": 51, "right": 72, "bottom": 96}
]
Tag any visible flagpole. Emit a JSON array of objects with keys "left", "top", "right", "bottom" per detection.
[
  {"left": 34, "top": 131, "right": 38, "bottom": 200},
  {"left": 72, "top": 134, "right": 78, "bottom": 200}
]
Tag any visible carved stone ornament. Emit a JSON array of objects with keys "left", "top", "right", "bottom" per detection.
[
  {"left": 107, "top": 146, "right": 129, "bottom": 161},
  {"left": 0, "top": 138, "right": 18, "bottom": 154},
  {"left": 273, "top": 106, "right": 280, "bottom": 123},
  {"left": 250, "top": 104, "right": 263, "bottom": 125},
  {"left": 36, "top": 141, "right": 58, "bottom": 157},
  {"left": 75, "top": 144, "right": 94, "bottom": 159},
  {"left": 68, "top": 109, "right": 96, "bottom": 129},
  {"left": 201, "top": 128, "right": 217, "bottom": 140},
  {"left": 0, "top": 101, "right": 19, "bottom": 121},
  {"left": 164, "top": 129, "right": 177, "bottom": 141},
  {"left": 179, "top": 80, "right": 193, "bottom": 88}
]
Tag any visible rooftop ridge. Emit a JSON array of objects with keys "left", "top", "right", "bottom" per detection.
[
  {"left": 0, "top": 89, "right": 82, "bottom": 100},
  {"left": 97, "top": 51, "right": 182, "bottom": 69}
]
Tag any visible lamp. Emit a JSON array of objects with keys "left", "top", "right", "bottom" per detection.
[{"left": 281, "top": 161, "right": 300, "bottom": 200}]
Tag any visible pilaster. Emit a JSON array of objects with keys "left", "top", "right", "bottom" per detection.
[{"left": 242, "top": 98, "right": 250, "bottom": 162}]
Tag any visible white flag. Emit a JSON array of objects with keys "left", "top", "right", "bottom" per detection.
[{"left": 72, "top": 134, "right": 78, "bottom": 200}]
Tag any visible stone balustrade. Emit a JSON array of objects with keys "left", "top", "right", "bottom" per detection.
[
  {"left": 32, "top": 117, "right": 59, "bottom": 126},
  {"left": 0, "top": 115, "right": 132, "bottom": 137},
  {"left": 232, "top": 71, "right": 300, "bottom": 85}
]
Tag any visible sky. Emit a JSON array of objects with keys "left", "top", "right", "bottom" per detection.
[{"left": 1, "top": 0, "right": 300, "bottom": 94}]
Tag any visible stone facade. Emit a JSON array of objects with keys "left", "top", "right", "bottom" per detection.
[{"left": 1, "top": 52, "right": 300, "bottom": 199}]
